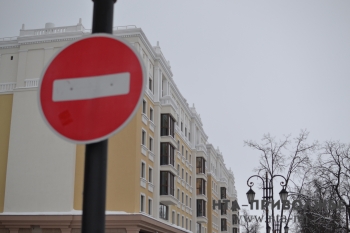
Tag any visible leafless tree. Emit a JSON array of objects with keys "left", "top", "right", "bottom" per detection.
[
  {"left": 240, "top": 209, "right": 262, "bottom": 233},
  {"left": 244, "top": 130, "right": 318, "bottom": 232},
  {"left": 313, "top": 141, "right": 350, "bottom": 231}
]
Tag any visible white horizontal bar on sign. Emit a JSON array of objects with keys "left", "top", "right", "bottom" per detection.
[{"left": 52, "top": 72, "right": 130, "bottom": 102}]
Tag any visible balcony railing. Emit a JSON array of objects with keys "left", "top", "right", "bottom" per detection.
[
  {"left": 0, "top": 82, "right": 16, "bottom": 92},
  {"left": 160, "top": 95, "right": 178, "bottom": 111}
]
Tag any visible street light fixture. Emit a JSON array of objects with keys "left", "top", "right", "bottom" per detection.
[
  {"left": 246, "top": 173, "right": 288, "bottom": 233},
  {"left": 284, "top": 226, "right": 289, "bottom": 233},
  {"left": 279, "top": 188, "right": 288, "bottom": 202},
  {"left": 246, "top": 188, "right": 255, "bottom": 204}
]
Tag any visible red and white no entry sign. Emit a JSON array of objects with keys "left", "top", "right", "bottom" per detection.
[{"left": 38, "top": 34, "right": 146, "bottom": 144}]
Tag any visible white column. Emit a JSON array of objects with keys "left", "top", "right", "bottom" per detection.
[{"left": 15, "top": 49, "right": 28, "bottom": 87}]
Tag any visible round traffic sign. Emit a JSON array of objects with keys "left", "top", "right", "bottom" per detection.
[{"left": 38, "top": 34, "right": 146, "bottom": 144}]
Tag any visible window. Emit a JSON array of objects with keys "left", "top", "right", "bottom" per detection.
[
  {"left": 149, "top": 137, "right": 153, "bottom": 151},
  {"left": 197, "top": 223, "right": 201, "bottom": 233},
  {"left": 233, "top": 228, "right": 238, "bottom": 233},
  {"left": 141, "top": 162, "right": 146, "bottom": 178},
  {"left": 177, "top": 164, "right": 180, "bottom": 175},
  {"left": 221, "top": 203, "right": 227, "bottom": 215},
  {"left": 177, "top": 213, "right": 180, "bottom": 226},
  {"left": 141, "top": 130, "right": 146, "bottom": 146},
  {"left": 196, "top": 178, "right": 206, "bottom": 195},
  {"left": 177, "top": 189, "right": 180, "bottom": 199},
  {"left": 196, "top": 157, "right": 206, "bottom": 174},
  {"left": 197, "top": 199, "right": 206, "bottom": 217},
  {"left": 182, "top": 216, "right": 184, "bottom": 227},
  {"left": 185, "top": 127, "right": 187, "bottom": 137},
  {"left": 172, "top": 211, "right": 175, "bottom": 224},
  {"left": 221, "top": 218, "right": 227, "bottom": 231},
  {"left": 149, "top": 77, "right": 153, "bottom": 92},
  {"left": 190, "top": 198, "right": 192, "bottom": 207},
  {"left": 160, "top": 143, "right": 174, "bottom": 166},
  {"left": 190, "top": 220, "right": 192, "bottom": 231},
  {"left": 233, "top": 214, "right": 238, "bottom": 224},
  {"left": 159, "top": 204, "right": 168, "bottom": 220},
  {"left": 11, "top": 56, "right": 13, "bottom": 60},
  {"left": 186, "top": 218, "right": 188, "bottom": 229},
  {"left": 181, "top": 122, "right": 183, "bottom": 131},
  {"left": 148, "top": 167, "right": 152, "bottom": 183},
  {"left": 189, "top": 132, "right": 191, "bottom": 142},
  {"left": 149, "top": 108, "right": 154, "bottom": 121},
  {"left": 182, "top": 192, "right": 184, "bottom": 203},
  {"left": 186, "top": 195, "right": 188, "bottom": 206},
  {"left": 186, "top": 150, "right": 188, "bottom": 160},
  {"left": 177, "top": 141, "right": 180, "bottom": 151},
  {"left": 160, "top": 171, "right": 174, "bottom": 196},
  {"left": 140, "top": 195, "right": 145, "bottom": 212},
  {"left": 148, "top": 198, "right": 152, "bottom": 215},
  {"left": 161, "top": 114, "right": 175, "bottom": 137},
  {"left": 182, "top": 168, "right": 184, "bottom": 179},
  {"left": 189, "top": 175, "right": 192, "bottom": 185},
  {"left": 182, "top": 146, "right": 184, "bottom": 155},
  {"left": 189, "top": 154, "right": 192, "bottom": 164},
  {"left": 142, "top": 100, "right": 146, "bottom": 114},
  {"left": 221, "top": 187, "right": 227, "bottom": 199},
  {"left": 186, "top": 172, "right": 188, "bottom": 183}
]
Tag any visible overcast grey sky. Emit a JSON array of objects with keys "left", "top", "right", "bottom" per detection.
[{"left": 1, "top": 0, "right": 350, "bottom": 214}]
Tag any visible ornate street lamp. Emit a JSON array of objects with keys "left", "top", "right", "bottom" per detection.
[
  {"left": 284, "top": 226, "right": 289, "bottom": 233},
  {"left": 279, "top": 188, "right": 288, "bottom": 202},
  {"left": 246, "top": 188, "right": 255, "bottom": 204}
]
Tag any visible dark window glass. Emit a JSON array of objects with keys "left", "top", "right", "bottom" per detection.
[
  {"left": 221, "top": 187, "right": 227, "bottom": 199},
  {"left": 196, "top": 178, "right": 206, "bottom": 195},
  {"left": 233, "top": 228, "right": 237, "bottom": 233},
  {"left": 196, "top": 157, "right": 206, "bottom": 174},
  {"left": 233, "top": 214, "right": 238, "bottom": 224},
  {"left": 160, "top": 171, "right": 174, "bottom": 196},
  {"left": 196, "top": 199, "right": 206, "bottom": 217},
  {"left": 159, "top": 204, "right": 168, "bottom": 220},
  {"left": 160, "top": 143, "right": 174, "bottom": 166},
  {"left": 161, "top": 114, "right": 175, "bottom": 137},
  {"left": 221, "top": 203, "right": 227, "bottom": 215},
  {"left": 221, "top": 218, "right": 227, "bottom": 231}
]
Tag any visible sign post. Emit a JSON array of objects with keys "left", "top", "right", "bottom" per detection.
[{"left": 82, "top": 1, "right": 115, "bottom": 232}]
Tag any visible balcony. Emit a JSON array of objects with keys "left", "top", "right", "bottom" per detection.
[
  {"left": 196, "top": 173, "right": 207, "bottom": 181},
  {"left": 160, "top": 164, "right": 177, "bottom": 176},
  {"left": 148, "top": 182, "right": 154, "bottom": 192},
  {"left": 197, "top": 216, "right": 208, "bottom": 224},
  {"left": 196, "top": 194, "right": 208, "bottom": 202},
  {"left": 141, "top": 145, "right": 148, "bottom": 156},
  {"left": 140, "top": 178, "right": 147, "bottom": 188},
  {"left": 160, "top": 95, "right": 178, "bottom": 119},
  {"left": 148, "top": 150, "right": 154, "bottom": 162},
  {"left": 141, "top": 113, "right": 148, "bottom": 125},
  {"left": 149, "top": 120, "right": 155, "bottom": 132},
  {"left": 196, "top": 144, "right": 207, "bottom": 162},
  {"left": 160, "top": 194, "right": 178, "bottom": 206},
  {"left": 177, "top": 151, "right": 181, "bottom": 159},
  {"left": 160, "top": 135, "right": 177, "bottom": 149}
]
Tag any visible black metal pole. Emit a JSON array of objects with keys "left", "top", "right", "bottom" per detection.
[
  {"left": 266, "top": 172, "right": 269, "bottom": 233},
  {"left": 81, "top": 1, "right": 115, "bottom": 233}
]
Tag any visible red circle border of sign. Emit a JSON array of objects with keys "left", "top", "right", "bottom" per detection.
[{"left": 38, "top": 33, "right": 146, "bottom": 144}]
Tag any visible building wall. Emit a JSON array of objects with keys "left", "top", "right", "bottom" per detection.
[
  {"left": 0, "top": 94, "right": 13, "bottom": 212},
  {"left": 0, "top": 22, "right": 239, "bottom": 232},
  {"left": 4, "top": 90, "right": 76, "bottom": 212}
]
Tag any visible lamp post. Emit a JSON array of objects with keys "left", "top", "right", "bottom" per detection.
[{"left": 246, "top": 172, "right": 288, "bottom": 233}]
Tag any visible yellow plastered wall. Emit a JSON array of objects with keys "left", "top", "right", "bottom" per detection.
[
  {"left": 74, "top": 109, "right": 140, "bottom": 212},
  {"left": 0, "top": 94, "right": 13, "bottom": 212}
]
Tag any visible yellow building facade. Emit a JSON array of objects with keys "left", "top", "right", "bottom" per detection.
[{"left": 0, "top": 21, "right": 238, "bottom": 233}]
